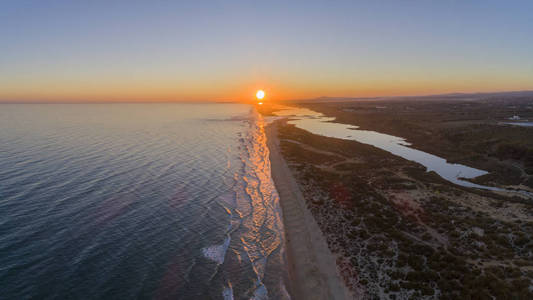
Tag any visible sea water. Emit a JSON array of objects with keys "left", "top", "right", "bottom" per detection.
[{"left": 0, "top": 103, "right": 289, "bottom": 299}]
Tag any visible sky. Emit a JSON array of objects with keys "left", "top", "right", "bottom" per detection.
[{"left": 1, "top": 0, "right": 532, "bottom": 102}]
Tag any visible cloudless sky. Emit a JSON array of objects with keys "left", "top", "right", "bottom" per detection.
[{"left": 1, "top": 0, "right": 532, "bottom": 102}]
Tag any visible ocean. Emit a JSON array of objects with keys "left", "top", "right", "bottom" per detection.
[{"left": 0, "top": 103, "right": 289, "bottom": 299}]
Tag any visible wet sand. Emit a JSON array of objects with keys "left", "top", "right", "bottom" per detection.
[{"left": 266, "top": 120, "right": 353, "bottom": 300}]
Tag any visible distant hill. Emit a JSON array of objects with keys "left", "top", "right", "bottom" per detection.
[{"left": 287, "top": 90, "right": 533, "bottom": 103}]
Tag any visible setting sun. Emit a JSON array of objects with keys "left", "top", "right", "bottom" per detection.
[{"left": 256, "top": 90, "right": 265, "bottom": 100}]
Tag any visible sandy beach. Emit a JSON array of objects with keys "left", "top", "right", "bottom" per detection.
[{"left": 266, "top": 120, "right": 353, "bottom": 300}]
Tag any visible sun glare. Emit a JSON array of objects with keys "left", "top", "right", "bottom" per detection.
[{"left": 256, "top": 90, "right": 265, "bottom": 100}]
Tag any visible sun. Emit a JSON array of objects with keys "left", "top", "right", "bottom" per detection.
[{"left": 256, "top": 90, "right": 265, "bottom": 100}]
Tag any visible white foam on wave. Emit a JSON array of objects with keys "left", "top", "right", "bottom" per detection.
[
  {"left": 211, "top": 106, "right": 289, "bottom": 299},
  {"left": 202, "top": 235, "right": 231, "bottom": 264},
  {"left": 250, "top": 279, "right": 268, "bottom": 300},
  {"left": 251, "top": 256, "right": 267, "bottom": 282},
  {"left": 222, "top": 282, "right": 234, "bottom": 300}
]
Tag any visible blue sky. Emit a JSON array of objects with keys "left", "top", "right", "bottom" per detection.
[{"left": 1, "top": 0, "right": 532, "bottom": 101}]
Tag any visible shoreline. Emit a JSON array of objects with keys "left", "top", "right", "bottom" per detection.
[{"left": 266, "top": 119, "right": 352, "bottom": 300}]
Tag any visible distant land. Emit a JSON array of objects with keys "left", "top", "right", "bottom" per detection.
[{"left": 287, "top": 90, "right": 533, "bottom": 103}]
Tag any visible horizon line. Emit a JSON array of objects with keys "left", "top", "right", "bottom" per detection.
[{"left": 1, "top": 89, "right": 532, "bottom": 104}]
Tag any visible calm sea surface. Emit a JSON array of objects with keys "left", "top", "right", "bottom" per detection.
[{"left": 0, "top": 103, "right": 289, "bottom": 299}]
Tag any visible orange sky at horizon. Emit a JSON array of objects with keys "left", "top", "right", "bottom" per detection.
[{"left": 2, "top": 74, "right": 533, "bottom": 103}]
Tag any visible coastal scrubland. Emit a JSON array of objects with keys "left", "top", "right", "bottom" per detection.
[
  {"left": 302, "top": 97, "right": 533, "bottom": 190},
  {"left": 267, "top": 98, "right": 533, "bottom": 299}
]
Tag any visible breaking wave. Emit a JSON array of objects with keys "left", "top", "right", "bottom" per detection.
[{"left": 202, "top": 107, "right": 290, "bottom": 299}]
